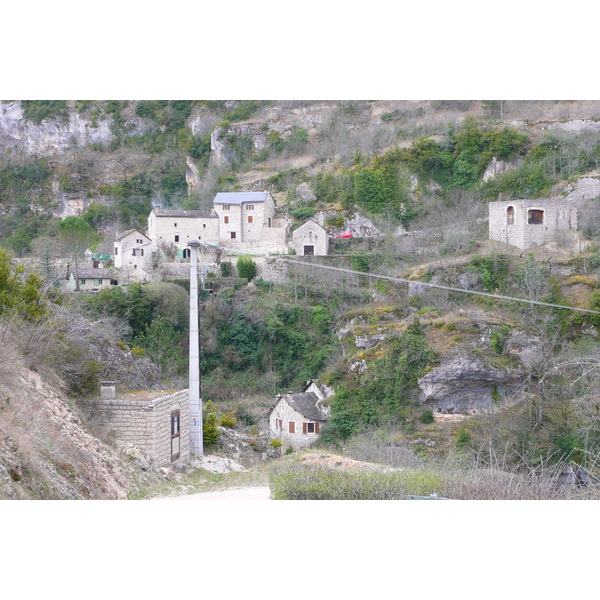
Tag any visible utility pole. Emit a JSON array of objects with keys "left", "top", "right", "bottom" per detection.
[{"left": 188, "top": 240, "right": 203, "bottom": 456}]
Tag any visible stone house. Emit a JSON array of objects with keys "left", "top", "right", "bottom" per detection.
[
  {"left": 113, "top": 229, "right": 153, "bottom": 281},
  {"left": 292, "top": 219, "right": 329, "bottom": 256},
  {"left": 489, "top": 198, "right": 581, "bottom": 250},
  {"left": 87, "top": 384, "right": 190, "bottom": 467},
  {"left": 268, "top": 382, "right": 332, "bottom": 449},
  {"left": 69, "top": 268, "right": 117, "bottom": 292},
  {"left": 213, "top": 191, "right": 289, "bottom": 252},
  {"left": 147, "top": 207, "right": 220, "bottom": 260}
]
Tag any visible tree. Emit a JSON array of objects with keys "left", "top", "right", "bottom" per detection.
[
  {"left": 57, "top": 217, "right": 98, "bottom": 291},
  {"left": 237, "top": 255, "right": 257, "bottom": 281}
]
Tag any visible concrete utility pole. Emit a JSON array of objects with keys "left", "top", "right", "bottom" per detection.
[{"left": 188, "top": 240, "right": 203, "bottom": 456}]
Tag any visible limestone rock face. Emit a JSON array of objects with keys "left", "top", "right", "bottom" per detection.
[
  {"left": 0, "top": 101, "right": 115, "bottom": 156},
  {"left": 482, "top": 156, "right": 523, "bottom": 182},
  {"left": 418, "top": 354, "right": 522, "bottom": 414}
]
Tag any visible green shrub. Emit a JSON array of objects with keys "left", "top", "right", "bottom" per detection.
[
  {"left": 270, "top": 438, "right": 282, "bottom": 448},
  {"left": 203, "top": 400, "right": 219, "bottom": 446},
  {"left": 419, "top": 410, "right": 435, "bottom": 424},
  {"left": 220, "top": 261, "right": 232, "bottom": 277},
  {"left": 455, "top": 427, "right": 472, "bottom": 449},
  {"left": 237, "top": 256, "right": 257, "bottom": 281},
  {"left": 219, "top": 411, "right": 237, "bottom": 428},
  {"left": 489, "top": 324, "right": 511, "bottom": 354}
]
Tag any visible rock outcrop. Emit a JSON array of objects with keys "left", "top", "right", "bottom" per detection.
[{"left": 418, "top": 354, "right": 523, "bottom": 414}]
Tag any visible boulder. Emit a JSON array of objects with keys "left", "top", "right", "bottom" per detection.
[{"left": 418, "top": 354, "right": 522, "bottom": 413}]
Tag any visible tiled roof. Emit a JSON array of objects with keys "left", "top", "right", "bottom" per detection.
[
  {"left": 153, "top": 208, "right": 218, "bottom": 218},
  {"left": 284, "top": 392, "right": 328, "bottom": 421},
  {"left": 213, "top": 191, "right": 270, "bottom": 205},
  {"left": 74, "top": 269, "right": 115, "bottom": 279},
  {"left": 117, "top": 229, "right": 150, "bottom": 241}
]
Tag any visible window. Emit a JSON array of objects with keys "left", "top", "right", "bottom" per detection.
[
  {"left": 132, "top": 248, "right": 144, "bottom": 256},
  {"left": 224, "top": 216, "right": 229, "bottom": 224},
  {"left": 175, "top": 235, "right": 180, "bottom": 242},
  {"left": 114, "top": 247, "right": 118, "bottom": 255},
  {"left": 182, "top": 248, "right": 191, "bottom": 259},
  {"left": 223, "top": 204, "right": 230, "bottom": 211},
  {"left": 230, "top": 232, "right": 236, "bottom": 239},
  {"left": 248, "top": 215, "right": 253, "bottom": 223},
  {"left": 302, "top": 422, "right": 319, "bottom": 434},
  {"left": 289, "top": 421, "right": 295, "bottom": 433},
  {"left": 528, "top": 209, "right": 544, "bottom": 225},
  {"left": 136, "top": 238, "right": 143, "bottom": 244},
  {"left": 94, "top": 279, "right": 102, "bottom": 285},
  {"left": 246, "top": 204, "right": 254, "bottom": 210},
  {"left": 507, "top": 206, "right": 515, "bottom": 225},
  {"left": 203, "top": 223, "right": 206, "bottom": 228},
  {"left": 277, "top": 419, "right": 283, "bottom": 431},
  {"left": 78, "top": 279, "right": 86, "bottom": 285},
  {"left": 174, "top": 222, "right": 177, "bottom": 227},
  {"left": 171, "top": 410, "right": 181, "bottom": 461}
]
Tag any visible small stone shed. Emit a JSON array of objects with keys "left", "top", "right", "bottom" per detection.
[
  {"left": 69, "top": 268, "right": 117, "bottom": 292},
  {"left": 488, "top": 198, "right": 581, "bottom": 250},
  {"left": 268, "top": 382, "right": 332, "bottom": 449},
  {"left": 87, "top": 384, "right": 189, "bottom": 467},
  {"left": 292, "top": 219, "right": 329, "bottom": 256}
]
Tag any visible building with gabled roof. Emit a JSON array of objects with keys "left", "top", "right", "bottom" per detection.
[
  {"left": 114, "top": 229, "right": 153, "bottom": 281},
  {"left": 292, "top": 219, "right": 329, "bottom": 256},
  {"left": 268, "top": 383, "right": 332, "bottom": 449},
  {"left": 147, "top": 191, "right": 291, "bottom": 258}
]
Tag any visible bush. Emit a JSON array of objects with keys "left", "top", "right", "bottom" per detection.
[
  {"left": 220, "top": 261, "right": 232, "bottom": 277},
  {"left": 219, "top": 411, "right": 237, "bottom": 428},
  {"left": 419, "top": 410, "right": 435, "bottom": 424},
  {"left": 269, "top": 465, "right": 446, "bottom": 500},
  {"left": 270, "top": 438, "right": 282, "bottom": 448},
  {"left": 237, "top": 256, "right": 257, "bottom": 282},
  {"left": 203, "top": 400, "right": 219, "bottom": 446}
]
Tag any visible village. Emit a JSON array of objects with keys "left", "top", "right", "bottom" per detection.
[{"left": 65, "top": 178, "right": 599, "bottom": 469}]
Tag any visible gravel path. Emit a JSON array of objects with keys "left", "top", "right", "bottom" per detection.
[{"left": 158, "top": 486, "right": 271, "bottom": 500}]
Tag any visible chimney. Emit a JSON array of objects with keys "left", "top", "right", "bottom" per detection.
[{"left": 100, "top": 381, "right": 116, "bottom": 400}]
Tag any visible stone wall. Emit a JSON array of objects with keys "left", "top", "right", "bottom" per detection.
[{"left": 87, "top": 390, "right": 190, "bottom": 466}]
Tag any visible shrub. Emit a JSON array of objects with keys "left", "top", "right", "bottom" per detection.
[
  {"left": 419, "top": 410, "right": 435, "bottom": 424},
  {"left": 220, "top": 261, "right": 232, "bottom": 277},
  {"left": 489, "top": 325, "right": 511, "bottom": 354},
  {"left": 237, "top": 256, "right": 257, "bottom": 282},
  {"left": 270, "top": 438, "right": 282, "bottom": 448},
  {"left": 269, "top": 465, "right": 447, "bottom": 500},
  {"left": 203, "top": 400, "right": 219, "bottom": 446},
  {"left": 219, "top": 411, "right": 237, "bottom": 428}
]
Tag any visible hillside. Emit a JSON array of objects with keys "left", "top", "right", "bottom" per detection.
[{"left": 2, "top": 99, "right": 600, "bottom": 499}]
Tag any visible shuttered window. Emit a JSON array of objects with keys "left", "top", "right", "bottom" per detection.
[{"left": 289, "top": 421, "right": 295, "bottom": 433}]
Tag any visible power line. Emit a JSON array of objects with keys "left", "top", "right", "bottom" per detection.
[{"left": 279, "top": 258, "right": 600, "bottom": 316}]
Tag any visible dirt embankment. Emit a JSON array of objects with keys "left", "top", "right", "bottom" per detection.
[{"left": 0, "top": 346, "right": 151, "bottom": 500}]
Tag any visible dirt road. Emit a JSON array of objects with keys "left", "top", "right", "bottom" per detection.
[{"left": 157, "top": 486, "right": 271, "bottom": 500}]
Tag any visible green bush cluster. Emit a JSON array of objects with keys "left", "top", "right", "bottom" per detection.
[{"left": 236, "top": 256, "right": 257, "bottom": 281}]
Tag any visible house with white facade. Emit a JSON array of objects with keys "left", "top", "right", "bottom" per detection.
[
  {"left": 292, "top": 219, "right": 329, "bottom": 256},
  {"left": 213, "top": 191, "right": 289, "bottom": 252},
  {"left": 147, "top": 208, "right": 220, "bottom": 260},
  {"left": 489, "top": 198, "right": 581, "bottom": 250},
  {"left": 114, "top": 229, "right": 153, "bottom": 281},
  {"left": 268, "top": 381, "right": 332, "bottom": 449}
]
